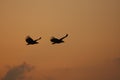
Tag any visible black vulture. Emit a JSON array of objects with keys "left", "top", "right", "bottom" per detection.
[
  {"left": 50, "top": 34, "right": 68, "bottom": 44},
  {"left": 25, "top": 36, "right": 41, "bottom": 45}
]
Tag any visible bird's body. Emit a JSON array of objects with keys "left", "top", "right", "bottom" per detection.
[
  {"left": 50, "top": 34, "right": 68, "bottom": 44},
  {"left": 25, "top": 36, "right": 41, "bottom": 45}
]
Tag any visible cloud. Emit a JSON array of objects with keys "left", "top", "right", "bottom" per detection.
[{"left": 2, "top": 62, "right": 34, "bottom": 80}]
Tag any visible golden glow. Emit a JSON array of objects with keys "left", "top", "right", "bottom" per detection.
[{"left": 0, "top": 0, "right": 120, "bottom": 80}]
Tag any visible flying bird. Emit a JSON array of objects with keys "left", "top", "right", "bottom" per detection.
[
  {"left": 50, "top": 34, "right": 68, "bottom": 44},
  {"left": 25, "top": 36, "right": 41, "bottom": 45}
]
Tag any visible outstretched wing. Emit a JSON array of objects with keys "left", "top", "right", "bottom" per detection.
[
  {"left": 35, "top": 37, "right": 41, "bottom": 41},
  {"left": 25, "top": 36, "right": 34, "bottom": 43},
  {"left": 60, "top": 34, "right": 68, "bottom": 40}
]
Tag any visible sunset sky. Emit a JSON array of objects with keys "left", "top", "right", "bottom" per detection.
[{"left": 0, "top": 0, "right": 120, "bottom": 80}]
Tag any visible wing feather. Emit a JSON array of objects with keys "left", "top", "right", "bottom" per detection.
[{"left": 60, "top": 34, "right": 68, "bottom": 40}]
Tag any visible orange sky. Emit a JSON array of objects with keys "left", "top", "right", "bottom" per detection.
[{"left": 0, "top": 0, "right": 120, "bottom": 80}]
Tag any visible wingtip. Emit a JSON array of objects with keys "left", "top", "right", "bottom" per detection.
[
  {"left": 39, "top": 37, "right": 42, "bottom": 39},
  {"left": 65, "top": 34, "right": 68, "bottom": 37}
]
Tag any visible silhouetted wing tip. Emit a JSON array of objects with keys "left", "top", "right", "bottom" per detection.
[
  {"left": 35, "top": 37, "right": 42, "bottom": 41},
  {"left": 66, "top": 34, "right": 68, "bottom": 36},
  {"left": 60, "top": 34, "right": 68, "bottom": 40}
]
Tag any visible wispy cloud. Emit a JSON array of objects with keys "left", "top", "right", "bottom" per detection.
[{"left": 2, "top": 62, "right": 34, "bottom": 80}]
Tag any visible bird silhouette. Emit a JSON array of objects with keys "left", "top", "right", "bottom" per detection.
[
  {"left": 25, "top": 36, "right": 41, "bottom": 45},
  {"left": 50, "top": 34, "right": 68, "bottom": 44}
]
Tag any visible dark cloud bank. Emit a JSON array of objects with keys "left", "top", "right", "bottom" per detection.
[
  {"left": 2, "top": 62, "right": 34, "bottom": 80},
  {"left": 1, "top": 57, "right": 120, "bottom": 80}
]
